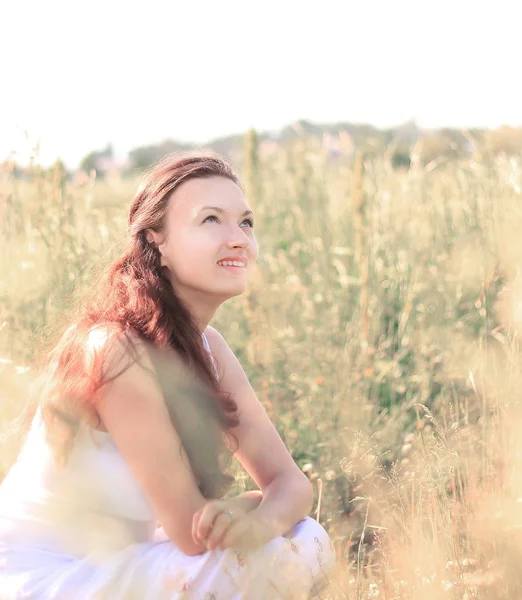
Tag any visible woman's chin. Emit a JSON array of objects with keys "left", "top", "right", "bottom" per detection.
[{"left": 213, "top": 282, "right": 247, "bottom": 299}]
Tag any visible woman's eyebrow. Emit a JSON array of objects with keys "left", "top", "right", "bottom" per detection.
[{"left": 198, "top": 206, "right": 254, "bottom": 217}]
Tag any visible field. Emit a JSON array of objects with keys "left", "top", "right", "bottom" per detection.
[{"left": 1, "top": 138, "right": 522, "bottom": 598}]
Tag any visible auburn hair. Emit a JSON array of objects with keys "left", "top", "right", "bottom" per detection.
[{"left": 37, "top": 151, "right": 243, "bottom": 498}]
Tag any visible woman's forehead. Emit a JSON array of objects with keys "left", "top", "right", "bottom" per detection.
[{"left": 169, "top": 176, "right": 249, "bottom": 216}]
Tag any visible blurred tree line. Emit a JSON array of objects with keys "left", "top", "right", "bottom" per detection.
[
  {"left": 84, "top": 122, "right": 522, "bottom": 177},
  {"left": 4, "top": 122, "right": 522, "bottom": 180}
]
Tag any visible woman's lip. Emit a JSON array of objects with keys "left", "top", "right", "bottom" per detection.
[
  {"left": 217, "top": 264, "right": 246, "bottom": 270},
  {"left": 217, "top": 260, "right": 248, "bottom": 267},
  {"left": 217, "top": 254, "right": 248, "bottom": 267}
]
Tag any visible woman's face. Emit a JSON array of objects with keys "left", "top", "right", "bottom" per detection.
[{"left": 147, "top": 175, "right": 258, "bottom": 302}]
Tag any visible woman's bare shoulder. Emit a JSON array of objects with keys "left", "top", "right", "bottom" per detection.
[
  {"left": 203, "top": 325, "right": 250, "bottom": 386},
  {"left": 85, "top": 324, "right": 152, "bottom": 378},
  {"left": 203, "top": 325, "right": 230, "bottom": 351},
  {"left": 203, "top": 326, "right": 233, "bottom": 363},
  {"left": 203, "top": 324, "right": 221, "bottom": 341}
]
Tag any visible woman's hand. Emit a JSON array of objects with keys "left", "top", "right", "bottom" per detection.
[
  {"left": 192, "top": 499, "right": 272, "bottom": 552},
  {"left": 228, "top": 490, "right": 263, "bottom": 514}
]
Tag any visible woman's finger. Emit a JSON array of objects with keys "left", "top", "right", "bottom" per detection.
[
  {"left": 206, "top": 511, "right": 235, "bottom": 550},
  {"left": 196, "top": 501, "right": 222, "bottom": 542},
  {"left": 191, "top": 507, "right": 204, "bottom": 544},
  {"left": 219, "top": 519, "right": 249, "bottom": 550}
]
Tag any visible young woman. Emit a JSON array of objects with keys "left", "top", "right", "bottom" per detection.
[{"left": 0, "top": 152, "right": 335, "bottom": 598}]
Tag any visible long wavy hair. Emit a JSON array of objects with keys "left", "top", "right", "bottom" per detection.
[{"left": 35, "top": 152, "right": 243, "bottom": 499}]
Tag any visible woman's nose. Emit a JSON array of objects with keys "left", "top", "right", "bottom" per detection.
[
  {"left": 226, "top": 225, "right": 250, "bottom": 248},
  {"left": 228, "top": 236, "right": 249, "bottom": 249}
]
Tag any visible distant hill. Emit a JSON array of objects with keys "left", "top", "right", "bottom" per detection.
[
  {"left": 73, "top": 119, "right": 522, "bottom": 175},
  {"left": 120, "top": 119, "right": 489, "bottom": 173},
  {"left": 6, "top": 121, "right": 519, "bottom": 180}
]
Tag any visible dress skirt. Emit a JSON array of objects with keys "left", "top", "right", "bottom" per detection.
[{"left": 0, "top": 516, "right": 335, "bottom": 599}]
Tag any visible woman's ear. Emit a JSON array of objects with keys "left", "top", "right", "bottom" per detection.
[
  {"left": 145, "top": 228, "right": 160, "bottom": 246},
  {"left": 145, "top": 229, "right": 167, "bottom": 267}
]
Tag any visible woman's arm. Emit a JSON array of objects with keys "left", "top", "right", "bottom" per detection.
[
  {"left": 251, "top": 475, "right": 313, "bottom": 539},
  {"left": 228, "top": 489, "right": 263, "bottom": 513},
  {"left": 225, "top": 477, "right": 313, "bottom": 542},
  {"left": 204, "top": 327, "right": 314, "bottom": 542},
  {"left": 89, "top": 329, "right": 209, "bottom": 556}
]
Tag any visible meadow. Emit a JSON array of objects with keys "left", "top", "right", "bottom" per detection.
[{"left": 1, "top": 137, "right": 522, "bottom": 598}]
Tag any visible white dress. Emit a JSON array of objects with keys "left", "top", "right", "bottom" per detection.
[{"left": 0, "top": 333, "right": 335, "bottom": 599}]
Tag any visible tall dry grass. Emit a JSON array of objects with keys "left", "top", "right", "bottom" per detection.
[{"left": 1, "top": 141, "right": 522, "bottom": 598}]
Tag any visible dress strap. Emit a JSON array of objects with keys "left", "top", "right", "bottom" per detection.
[{"left": 201, "top": 331, "right": 218, "bottom": 379}]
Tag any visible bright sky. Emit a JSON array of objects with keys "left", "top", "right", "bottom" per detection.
[{"left": 2, "top": 0, "right": 521, "bottom": 167}]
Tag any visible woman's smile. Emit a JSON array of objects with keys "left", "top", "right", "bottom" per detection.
[{"left": 217, "top": 263, "right": 247, "bottom": 273}]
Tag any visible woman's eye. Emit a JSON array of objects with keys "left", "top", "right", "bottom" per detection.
[{"left": 203, "top": 215, "right": 254, "bottom": 228}]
